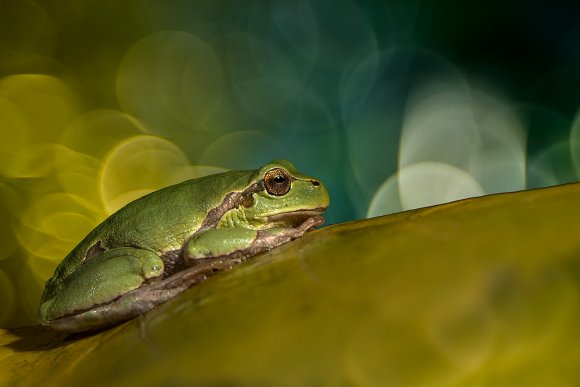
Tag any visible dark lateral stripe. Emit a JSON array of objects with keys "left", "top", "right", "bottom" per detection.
[{"left": 198, "top": 182, "right": 263, "bottom": 231}]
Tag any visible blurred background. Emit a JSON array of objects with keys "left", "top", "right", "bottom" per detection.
[{"left": 0, "top": 0, "right": 579, "bottom": 328}]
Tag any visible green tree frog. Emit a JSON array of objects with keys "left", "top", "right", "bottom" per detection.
[{"left": 38, "top": 160, "right": 329, "bottom": 333}]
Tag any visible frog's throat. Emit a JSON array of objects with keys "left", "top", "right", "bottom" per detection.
[
  {"left": 263, "top": 209, "right": 326, "bottom": 228},
  {"left": 198, "top": 182, "right": 263, "bottom": 232}
]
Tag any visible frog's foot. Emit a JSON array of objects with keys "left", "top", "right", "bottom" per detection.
[
  {"left": 46, "top": 257, "right": 240, "bottom": 333},
  {"left": 247, "top": 214, "right": 324, "bottom": 256},
  {"left": 39, "top": 247, "right": 166, "bottom": 333},
  {"left": 294, "top": 214, "right": 325, "bottom": 231}
]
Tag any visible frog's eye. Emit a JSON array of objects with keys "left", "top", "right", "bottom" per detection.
[{"left": 264, "top": 168, "right": 291, "bottom": 196}]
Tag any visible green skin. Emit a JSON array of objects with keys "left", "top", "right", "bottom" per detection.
[{"left": 38, "top": 160, "right": 329, "bottom": 333}]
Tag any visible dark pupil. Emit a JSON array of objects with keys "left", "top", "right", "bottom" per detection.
[{"left": 273, "top": 175, "right": 286, "bottom": 184}]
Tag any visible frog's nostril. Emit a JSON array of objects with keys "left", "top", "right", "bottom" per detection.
[{"left": 311, "top": 180, "right": 320, "bottom": 187}]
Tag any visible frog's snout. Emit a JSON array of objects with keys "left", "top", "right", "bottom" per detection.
[{"left": 308, "top": 178, "right": 330, "bottom": 209}]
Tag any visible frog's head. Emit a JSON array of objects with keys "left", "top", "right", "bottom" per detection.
[{"left": 243, "top": 160, "right": 330, "bottom": 229}]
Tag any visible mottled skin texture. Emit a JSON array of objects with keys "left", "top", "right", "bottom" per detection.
[{"left": 38, "top": 160, "right": 329, "bottom": 333}]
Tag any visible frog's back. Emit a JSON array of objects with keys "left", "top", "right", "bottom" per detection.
[
  {"left": 43, "top": 169, "right": 254, "bottom": 295},
  {"left": 102, "top": 169, "right": 255, "bottom": 249}
]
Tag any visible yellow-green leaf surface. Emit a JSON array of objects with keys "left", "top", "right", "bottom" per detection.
[{"left": 2, "top": 184, "right": 580, "bottom": 386}]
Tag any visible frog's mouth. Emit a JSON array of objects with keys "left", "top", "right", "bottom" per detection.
[{"left": 265, "top": 208, "right": 326, "bottom": 228}]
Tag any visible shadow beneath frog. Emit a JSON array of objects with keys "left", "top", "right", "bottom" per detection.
[{"left": 4, "top": 324, "right": 104, "bottom": 352}]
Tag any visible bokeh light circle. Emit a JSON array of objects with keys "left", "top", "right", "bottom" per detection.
[
  {"left": 53, "top": 146, "right": 104, "bottom": 211},
  {"left": 100, "top": 135, "right": 193, "bottom": 214},
  {"left": 61, "top": 110, "right": 148, "bottom": 158},
  {"left": 117, "top": 31, "right": 224, "bottom": 136},
  {"left": 467, "top": 90, "right": 527, "bottom": 193},
  {"left": 16, "top": 192, "right": 99, "bottom": 261},
  {"left": 570, "top": 107, "right": 580, "bottom": 178},
  {"left": 222, "top": 31, "right": 304, "bottom": 95},
  {"left": 399, "top": 79, "right": 477, "bottom": 170},
  {"left": 0, "top": 74, "right": 80, "bottom": 178},
  {"left": 199, "top": 130, "right": 285, "bottom": 170},
  {"left": 344, "top": 48, "right": 467, "bottom": 209},
  {"left": 0, "top": 96, "right": 29, "bottom": 176},
  {"left": 269, "top": 0, "right": 319, "bottom": 63},
  {"left": 367, "top": 173, "right": 403, "bottom": 218},
  {"left": 301, "top": 0, "right": 378, "bottom": 69},
  {"left": 0, "top": 74, "right": 79, "bottom": 143},
  {"left": 398, "top": 162, "right": 485, "bottom": 211}
]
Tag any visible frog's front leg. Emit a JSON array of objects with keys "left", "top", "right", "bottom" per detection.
[{"left": 183, "top": 216, "right": 323, "bottom": 264}]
